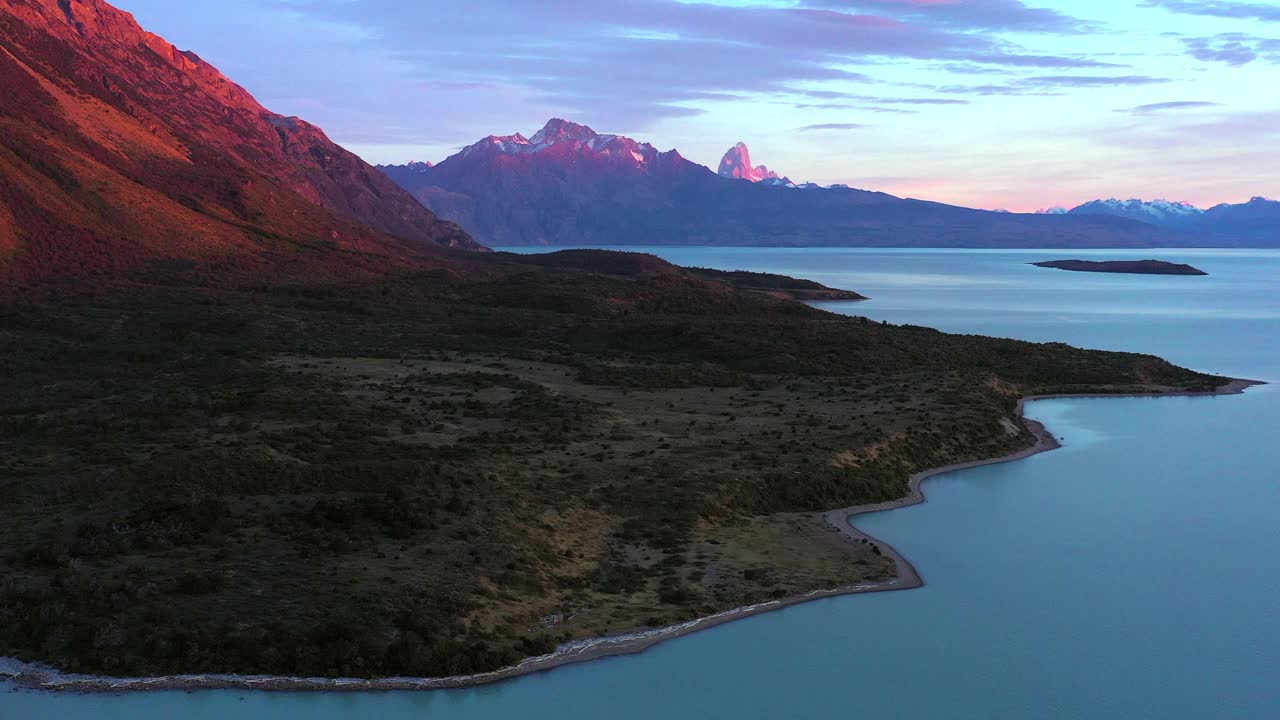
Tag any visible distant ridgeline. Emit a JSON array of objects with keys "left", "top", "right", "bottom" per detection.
[
  {"left": 377, "top": 120, "right": 1181, "bottom": 250},
  {"left": 377, "top": 123, "right": 1279, "bottom": 249},
  {"left": 1041, "top": 198, "right": 1279, "bottom": 247}
]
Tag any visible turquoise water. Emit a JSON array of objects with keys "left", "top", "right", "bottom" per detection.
[{"left": 6, "top": 248, "right": 1279, "bottom": 719}]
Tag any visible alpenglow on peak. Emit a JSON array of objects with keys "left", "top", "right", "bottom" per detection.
[{"left": 455, "top": 119, "right": 665, "bottom": 165}]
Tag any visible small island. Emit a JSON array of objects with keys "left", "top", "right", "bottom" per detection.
[{"left": 1031, "top": 259, "right": 1208, "bottom": 276}]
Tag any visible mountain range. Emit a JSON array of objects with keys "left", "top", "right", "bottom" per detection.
[
  {"left": 380, "top": 120, "right": 1178, "bottom": 249},
  {"left": 1055, "top": 197, "right": 1278, "bottom": 244},
  {"left": 0, "top": 0, "right": 481, "bottom": 295}
]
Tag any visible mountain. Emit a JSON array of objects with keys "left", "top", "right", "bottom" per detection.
[
  {"left": 1197, "top": 197, "right": 1279, "bottom": 245},
  {"left": 718, "top": 142, "right": 787, "bottom": 184},
  {"left": 380, "top": 119, "right": 1176, "bottom": 249},
  {"left": 1061, "top": 197, "right": 1277, "bottom": 245},
  {"left": 1066, "top": 199, "right": 1204, "bottom": 229},
  {"left": 378, "top": 119, "right": 699, "bottom": 247},
  {"left": 0, "top": 0, "right": 481, "bottom": 293}
]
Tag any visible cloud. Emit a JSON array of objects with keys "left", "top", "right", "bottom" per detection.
[
  {"left": 940, "top": 74, "right": 1171, "bottom": 96},
  {"left": 1026, "top": 75, "right": 1171, "bottom": 87},
  {"left": 1085, "top": 109, "right": 1280, "bottom": 163},
  {"left": 802, "top": 0, "right": 1099, "bottom": 33},
  {"left": 880, "top": 98, "right": 971, "bottom": 105},
  {"left": 800, "top": 123, "right": 868, "bottom": 131},
  {"left": 787, "top": 89, "right": 969, "bottom": 105},
  {"left": 1142, "top": 1, "right": 1280, "bottom": 22},
  {"left": 790, "top": 103, "right": 921, "bottom": 113},
  {"left": 262, "top": 0, "right": 1124, "bottom": 134},
  {"left": 934, "top": 63, "right": 1021, "bottom": 75},
  {"left": 1125, "top": 101, "right": 1224, "bottom": 113},
  {"left": 1180, "top": 34, "right": 1280, "bottom": 66}
]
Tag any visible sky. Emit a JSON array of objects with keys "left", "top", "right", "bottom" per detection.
[{"left": 113, "top": 0, "right": 1280, "bottom": 211}]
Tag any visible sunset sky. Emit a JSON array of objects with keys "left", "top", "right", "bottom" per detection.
[{"left": 114, "top": 0, "right": 1280, "bottom": 211}]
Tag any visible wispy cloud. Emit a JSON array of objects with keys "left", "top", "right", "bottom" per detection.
[
  {"left": 1142, "top": 0, "right": 1280, "bottom": 22},
  {"left": 802, "top": 0, "right": 1100, "bottom": 33},
  {"left": 800, "top": 123, "right": 868, "bottom": 131},
  {"left": 940, "top": 74, "right": 1171, "bottom": 96},
  {"left": 1124, "top": 101, "right": 1223, "bottom": 113},
  {"left": 787, "top": 89, "right": 968, "bottom": 105},
  {"left": 261, "top": 0, "right": 1125, "bottom": 131},
  {"left": 1180, "top": 33, "right": 1280, "bottom": 66}
]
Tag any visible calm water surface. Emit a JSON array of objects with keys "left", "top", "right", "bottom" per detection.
[{"left": 7, "top": 248, "right": 1279, "bottom": 719}]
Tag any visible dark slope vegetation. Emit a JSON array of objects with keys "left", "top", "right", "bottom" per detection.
[
  {"left": 0, "top": 0, "right": 481, "bottom": 295},
  {"left": 504, "top": 249, "right": 867, "bottom": 301},
  {"left": 684, "top": 266, "right": 867, "bottom": 301},
  {"left": 0, "top": 257, "right": 1224, "bottom": 679}
]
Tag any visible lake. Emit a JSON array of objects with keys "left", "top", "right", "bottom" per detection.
[{"left": 6, "top": 248, "right": 1278, "bottom": 719}]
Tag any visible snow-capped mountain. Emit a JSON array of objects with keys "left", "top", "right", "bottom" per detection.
[
  {"left": 453, "top": 118, "right": 670, "bottom": 166},
  {"left": 718, "top": 142, "right": 788, "bottom": 184},
  {"left": 1038, "top": 196, "right": 1277, "bottom": 243},
  {"left": 1067, "top": 198, "right": 1204, "bottom": 228}
]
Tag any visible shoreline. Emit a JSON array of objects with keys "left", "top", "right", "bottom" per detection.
[
  {"left": 3, "top": 378, "right": 1263, "bottom": 694},
  {"left": 823, "top": 377, "right": 1263, "bottom": 566}
]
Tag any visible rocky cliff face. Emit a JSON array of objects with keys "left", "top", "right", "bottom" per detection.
[
  {"left": 0, "top": 0, "right": 481, "bottom": 291},
  {"left": 717, "top": 142, "right": 784, "bottom": 183}
]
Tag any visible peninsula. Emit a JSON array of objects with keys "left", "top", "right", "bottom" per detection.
[
  {"left": 685, "top": 267, "right": 868, "bottom": 301},
  {"left": 1031, "top": 259, "right": 1208, "bottom": 275},
  {"left": 0, "top": 0, "right": 1236, "bottom": 689}
]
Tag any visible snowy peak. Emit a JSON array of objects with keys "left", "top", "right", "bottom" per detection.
[
  {"left": 718, "top": 142, "right": 783, "bottom": 183},
  {"left": 459, "top": 133, "right": 532, "bottom": 157},
  {"left": 451, "top": 119, "right": 662, "bottom": 166},
  {"left": 1066, "top": 198, "right": 1204, "bottom": 229},
  {"left": 529, "top": 118, "right": 598, "bottom": 146},
  {"left": 1073, "top": 198, "right": 1203, "bottom": 218}
]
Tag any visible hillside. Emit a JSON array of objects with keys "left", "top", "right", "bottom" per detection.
[{"left": 0, "top": 0, "right": 481, "bottom": 295}]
